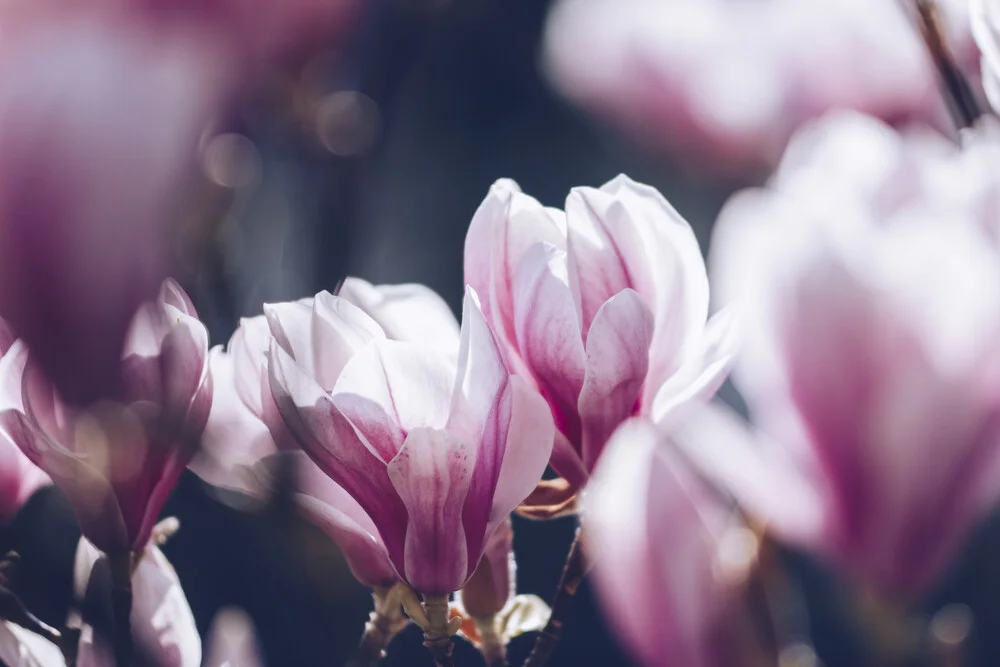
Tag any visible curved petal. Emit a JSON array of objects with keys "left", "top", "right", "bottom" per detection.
[
  {"left": 229, "top": 314, "right": 272, "bottom": 416},
  {"left": 577, "top": 289, "right": 654, "bottom": 472},
  {"left": 490, "top": 376, "right": 554, "bottom": 521},
  {"left": 334, "top": 337, "right": 455, "bottom": 447},
  {"left": 512, "top": 242, "right": 586, "bottom": 445},
  {"left": 263, "top": 297, "right": 316, "bottom": 372},
  {"left": 464, "top": 180, "right": 567, "bottom": 378},
  {"left": 0, "top": 622, "right": 65, "bottom": 667},
  {"left": 387, "top": 427, "right": 475, "bottom": 594},
  {"left": 268, "top": 341, "right": 408, "bottom": 568},
  {"left": 339, "top": 277, "right": 461, "bottom": 352},
  {"left": 159, "top": 279, "right": 197, "bottom": 317},
  {"left": 311, "top": 291, "right": 385, "bottom": 388},
  {"left": 258, "top": 452, "right": 398, "bottom": 588},
  {"left": 457, "top": 517, "right": 514, "bottom": 618},
  {"left": 158, "top": 316, "right": 211, "bottom": 426},
  {"left": 203, "top": 608, "right": 265, "bottom": 667},
  {"left": 648, "top": 307, "right": 740, "bottom": 426},
  {"left": 1, "top": 410, "right": 128, "bottom": 553}
]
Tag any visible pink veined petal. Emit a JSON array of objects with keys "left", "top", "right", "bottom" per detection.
[
  {"left": 387, "top": 427, "right": 476, "bottom": 594},
  {"left": 457, "top": 517, "right": 515, "bottom": 618},
  {"left": 1, "top": 410, "right": 129, "bottom": 553},
  {"left": 268, "top": 341, "right": 408, "bottom": 568},
  {"left": 512, "top": 242, "right": 586, "bottom": 446},
  {"left": 464, "top": 180, "right": 567, "bottom": 378},
  {"left": 648, "top": 307, "right": 740, "bottom": 427},
  {"left": 334, "top": 337, "right": 454, "bottom": 448},
  {"left": 229, "top": 314, "right": 272, "bottom": 416},
  {"left": 339, "top": 277, "right": 461, "bottom": 351},
  {"left": 577, "top": 289, "right": 654, "bottom": 472},
  {"left": 489, "top": 375, "right": 555, "bottom": 522},
  {"left": 311, "top": 291, "right": 385, "bottom": 389}
]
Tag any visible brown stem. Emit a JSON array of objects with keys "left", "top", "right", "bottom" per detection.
[
  {"left": 522, "top": 528, "right": 588, "bottom": 667},
  {"left": 911, "top": 0, "right": 984, "bottom": 130},
  {"left": 345, "top": 587, "right": 407, "bottom": 667},
  {"left": 421, "top": 595, "right": 455, "bottom": 667},
  {"left": 108, "top": 551, "right": 133, "bottom": 667}
]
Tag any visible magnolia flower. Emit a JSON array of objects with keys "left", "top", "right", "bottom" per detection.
[
  {"left": 694, "top": 111, "right": 1000, "bottom": 593},
  {"left": 464, "top": 175, "right": 735, "bottom": 499},
  {"left": 584, "top": 419, "right": 759, "bottom": 667},
  {"left": 0, "top": 280, "right": 212, "bottom": 555},
  {"left": 197, "top": 280, "right": 459, "bottom": 490},
  {"left": 269, "top": 288, "right": 554, "bottom": 595},
  {"left": 974, "top": 0, "right": 1000, "bottom": 109},
  {"left": 0, "top": 8, "right": 227, "bottom": 406},
  {"left": 543, "top": 0, "right": 973, "bottom": 170},
  {"left": 72, "top": 539, "right": 202, "bottom": 667}
]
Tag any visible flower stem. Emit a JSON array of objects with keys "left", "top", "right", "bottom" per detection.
[
  {"left": 421, "top": 595, "right": 455, "bottom": 667},
  {"left": 345, "top": 585, "right": 408, "bottom": 667},
  {"left": 108, "top": 551, "right": 133, "bottom": 667},
  {"left": 474, "top": 617, "right": 508, "bottom": 667},
  {"left": 911, "top": 0, "right": 984, "bottom": 130},
  {"left": 522, "top": 527, "right": 587, "bottom": 667}
]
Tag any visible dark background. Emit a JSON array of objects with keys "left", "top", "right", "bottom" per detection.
[{"left": 5, "top": 0, "right": 1000, "bottom": 665}]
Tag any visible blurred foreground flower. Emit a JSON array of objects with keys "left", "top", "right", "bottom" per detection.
[
  {"left": 543, "top": 0, "right": 974, "bottom": 170},
  {"left": 584, "top": 419, "right": 760, "bottom": 667},
  {"left": 0, "top": 280, "right": 212, "bottom": 556},
  {"left": 269, "top": 288, "right": 553, "bottom": 661},
  {"left": 973, "top": 0, "right": 1000, "bottom": 108},
  {"left": 465, "top": 176, "right": 734, "bottom": 513},
  {"left": 691, "top": 112, "right": 1000, "bottom": 594},
  {"left": 0, "top": 9, "right": 225, "bottom": 406}
]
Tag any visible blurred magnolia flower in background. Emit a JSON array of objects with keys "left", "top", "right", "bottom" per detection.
[
  {"left": 973, "top": 0, "right": 1000, "bottom": 108},
  {"left": 0, "top": 280, "right": 212, "bottom": 556},
  {"left": 465, "top": 176, "right": 735, "bottom": 514},
  {"left": 268, "top": 288, "right": 554, "bottom": 596},
  {"left": 543, "top": 0, "right": 975, "bottom": 171},
  {"left": 203, "top": 607, "right": 265, "bottom": 667},
  {"left": 584, "top": 419, "right": 761, "bottom": 667},
  {"left": 677, "top": 111, "right": 1000, "bottom": 595}
]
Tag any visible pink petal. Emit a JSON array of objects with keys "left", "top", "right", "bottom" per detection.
[
  {"left": 0, "top": 318, "right": 14, "bottom": 357},
  {"left": 268, "top": 341, "right": 408, "bottom": 568},
  {"left": 489, "top": 376, "right": 555, "bottom": 522},
  {"left": 311, "top": 291, "right": 385, "bottom": 387},
  {"left": 261, "top": 452, "right": 398, "bottom": 588},
  {"left": 577, "top": 289, "right": 654, "bottom": 472},
  {"left": 464, "top": 180, "right": 567, "bottom": 378},
  {"left": 387, "top": 427, "right": 475, "bottom": 594},
  {"left": 1, "top": 410, "right": 129, "bottom": 553},
  {"left": 512, "top": 242, "right": 586, "bottom": 445},
  {"left": 584, "top": 419, "right": 735, "bottom": 667},
  {"left": 158, "top": 316, "right": 211, "bottom": 425},
  {"left": 0, "top": 623, "right": 65, "bottom": 667},
  {"left": 334, "top": 338, "right": 455, "bottom": 449},
  {"left": 648, "top": 308, "right": 740, "bottom": 426},
  {"left": 203, "top": 608, "right": 265, "bottom": 667},
  {"left": 339, "top": 277, "right": 460, "bottom": 351},
  {"left": 229, "top": 314, "right": 271, "bottom": 416},
  {"left": 263, "top": 298, "right": 317, "bottom": 376}
]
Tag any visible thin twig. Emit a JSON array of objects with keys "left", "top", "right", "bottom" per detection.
[
  {"left": 522, "top": 528, "right": 587, "bottom": 667},
  {"left": 911, "top": 0, "right": 985, "bottom": 129}
]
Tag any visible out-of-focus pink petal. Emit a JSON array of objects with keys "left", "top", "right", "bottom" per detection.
[
  {"left": 339, "top": 277, "right": 461, "bottom": 352},
  {"left": 203, "top": 607, "right": 265, "bottom": 667},
  {"left": 268, "top": 341, "right": 408, "bottom": 567},
  {"left": 512, "top": 243, "right": 585, "bottom": 441},
  {"left": 387, "top": 427, "right": 475, "bottom": 594},
  {"left": 0, "top": 622, "right": 66, "bottom": 667},
  {"left": 230, "top": 314, "right": 272, "bottom": 415},
  {"left": 577, "top": 289, "right": 654, "bottom": 471},
  {"left": 584, "top": 419, "right": 743, "bottom": 667}
]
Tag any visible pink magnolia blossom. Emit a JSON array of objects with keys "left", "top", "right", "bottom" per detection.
[
  {"left": 693, "top": 111, "right": 1000, "bottom": 594},
  {"left": 269, "top": 288, "right": 554, "bottom": 595},
  {"left": 198, "top": 280, "right": 459, "bottom": 490},
  {"left": 584, "top": 419, "right": 757, "bottom": 667},
  {"left": 464, "top": 175, "right": 735, "bottom": 492},
  {"left": 0, "top": 280, "right": 212, "bottom": 555},
  {"left": 543, "top": 0, "right": 974, "bottom": 170}
]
